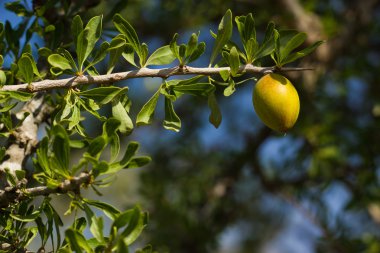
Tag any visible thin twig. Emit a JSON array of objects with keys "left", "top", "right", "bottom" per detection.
[{"left": 0, "top": 65, "right": 313, "bottom": 92}]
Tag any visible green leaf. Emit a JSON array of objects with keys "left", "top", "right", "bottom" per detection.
[
  {"left": 188, "top": 42, "right": 206, "bottom": 63},
  {"left": 51, "top": 125, "right": 70, "bottom": 173},
  {"left": 71, "top": 15, "right": 83, "bottom": 46},
  {"left": 57, "top": 48, "right": 78, "bottom": 71},
  {"left": 108, "top": 37, "right": 126, "bottom": 73},
  {"left": 112, "top": 98, "right": 134, "bottom": 134},
  {"left": 169, "top": 33, "right": 180, "bottom": 60},
  {"left": 271, "top": 29, "right": 281, "bottom": 65},
  {"left": 48, "top": 54, "right": 72, "bottom": 71},
  {"left": 103, "top": 118, "right": 122, "bottom": 138},
  {"left": 210, "top": 9, "right": 232, "bottom": 65},
  {"left": 35, "top": 137, "right": 51, "bottom": 176},
  {"left": 179, "top": 44, "right": 186, "bottom": 60},
  {"left": 110, "top": 134, "right": 120, "bottom": 161},
  {"left": 173, "top": 82, "right": 214, "bottom": 97},
  {"left": 120, "top": 206, "right": 148, "bottom": 245},
  {"left": 125, "top": 157, "right": 151, "bottom": 169},
  {"left": 224, "top": 79, "right": 236, "bottom": 96},
  {"left": 88, "top": 136, "right": 107, "bottom": 157},
  {"left": 208, "top": 92, "right": 222, "bottom": 128},
  {"left": 140, "top": 43, "right": 149, "bottom": 67},
  {"left": 0, "top": 54, "right": 3, "bottom": 66},
  {"left": 15, "top": 169, "right": 25, "bottom": 180},
  {"left": 235, "top": 13, "right": 256, "bottom": 45},
  {"left": 77, "top": 15, "right": 103, "bottom": 70},
  {"left": 108, "top": 141, "right": 145, "bottom": 173},
  {"left": 23, "top": 227, "right": 38, "bottom": 248},
  {"left": 0, "top": 102, "right": 17, "bottom": 113},
  {"left": 163, "top": 97, "right": 181, "bottom": 132},
  {"left": 253, "top": 22, "right": 275, "bottom": 62},
  {"left": 0, "top": 70, "right": 6, "bottom": 86},
  {"left": 68, "top": 105, "right": 81, "bottom": 130},
  {"left": 117, "top": 240, "right": 129, "bottom": 253},
  {"left": 219, "top": 70, "right": 230, "bottom": 81},
  {"left": 85, "top": 41, "right": 110, "bottom": 72},
  {"left": 280, "top": 32, "right": 307, "bottom": 61},
  {"left": 0, "top": 91, "right": 33, "bottom": 101},
  {"left": 228, "top": 46, "right": 240, "bottom": 76},
  {"left": 186, "top": 32, "right": 198, "bottom": 58},
  {"left": 145, "top": 45, "right": 176, "bottom": 66},
  {"left": 83, "top": 204, "right": 104, "bottom": 243},
  {"left": 122, "top": 43, "right": 138, "bottom": 67},
  {"left": 38, "top": 47, "right": 52, "bottom": 58},
  {"left": 78, "top": 87, "right": 129, "bottom": 105},
  {"left": 281, "top": 40, "right": 324, "bottom": 65},
  {"left": 83, "top": 198, "right": 121, "bottom": 219},
  {"left": 65, "top": 228, "right": 93, "bottom": 253},
  {"left": 17, "top": 53, "right": 34, "bottom": 83},
  {"left": 136, "top": 88, "right": 161, "bottom": 126},
  {"left": 113, "top": 14, "right": 141, "bottom": 58},
  {"left": 10, "top": 210, "right": 40, "bottom": 222}
]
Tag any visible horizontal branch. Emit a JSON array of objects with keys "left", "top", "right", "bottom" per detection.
[
  {"left": 1, "top": 65, "right": 313, "bottom": 92},
  {"left": 0, "top": 172, "right": 91, "bottom": 208}
]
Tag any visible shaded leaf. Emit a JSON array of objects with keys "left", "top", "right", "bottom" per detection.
[
  {"left": 163, "top": 97, "right": 181, "bottom": 132},
  {"left": 208, "top": 92, "right": 222, "bottom": 128}
]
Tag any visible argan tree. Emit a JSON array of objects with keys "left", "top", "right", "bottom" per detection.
[{"left": 1, "top": 0, "right": 375, "bottom": 252}]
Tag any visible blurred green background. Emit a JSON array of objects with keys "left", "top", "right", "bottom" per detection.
[{"left": 2, "top": 0, "right": 380, "bottom": 252}]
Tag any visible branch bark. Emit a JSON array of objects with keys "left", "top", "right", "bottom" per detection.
[
  {"left": 0, "top": 93, "right": 53, "bottom": 177},
  {"left": 0, "top": 172, "right": 91, "bottom": 208},
  {"left": 1, "top": 65, "right": 313, "bottom": 92}
]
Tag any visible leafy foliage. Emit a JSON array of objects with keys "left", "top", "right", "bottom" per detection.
[{"left": 0, "top": 1, "right": 324, "bottom": 252}]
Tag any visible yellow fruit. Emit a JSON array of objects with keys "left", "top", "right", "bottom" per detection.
[{"left": 253, "top": 73, "right": 300, "bottom": 133}]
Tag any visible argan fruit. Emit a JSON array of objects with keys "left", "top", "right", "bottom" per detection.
[{"left": 253, "top": 73, "right": 300, "bottom": 133}]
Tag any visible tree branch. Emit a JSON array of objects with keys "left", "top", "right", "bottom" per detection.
[
  {"left": 0, "top": 172, "right": 91, "bottom": 208},
  {"left": 0, "top": 93, "right": 53, "bottom": 178},
  {"left": 1, "top": 65, "right": 313, "bottom": 92}
]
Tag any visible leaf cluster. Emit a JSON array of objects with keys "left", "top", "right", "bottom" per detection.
[{"left": 0, "top": 5, "right": 323, "bottom": 252}]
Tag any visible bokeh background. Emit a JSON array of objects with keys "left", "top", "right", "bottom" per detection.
[{"left": 1, "top": 0, "right": 380, "bottom": 252}]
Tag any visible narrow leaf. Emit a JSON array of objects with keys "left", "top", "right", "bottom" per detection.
[
  {"left": 208, "top": 92, "right": 222, "bottom": 128},
  {"left": 173, "top": 82, "right": 214, "bottom": 97},
  {"left": 136, "top": 88, "right": 160, "bottom": 126},
  {"left": 210, "top": 9, "right": 232, "bottom": 65},
  {"left": 65, "top": 228, "right": 93, "bottom": 253},
  {"left": 281, "top": 40, "right": 323, "bottom": 65},
  {"left": 188, "top": 42, "right": 206, "bottom": 63},
  {"left": 228, "top": 46, "right": 240, "bottom": 76},
  {"left": 107, "top": 37, "right": 126, "bottom": 73},
  {"left": 71, "top": 15, "right": 83, "bottom": 46},
  {"left": 281, "top": 32, "right": 307, "bottom": 61},
  {"left": 186, "top": 33, "right": 198, "bottom": 58},
  {"left": 163, "top": 97, "right": 181, "bottom": 132},
  {"left": 113, "top": 14, "right": 140, "bottom": 57}
]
